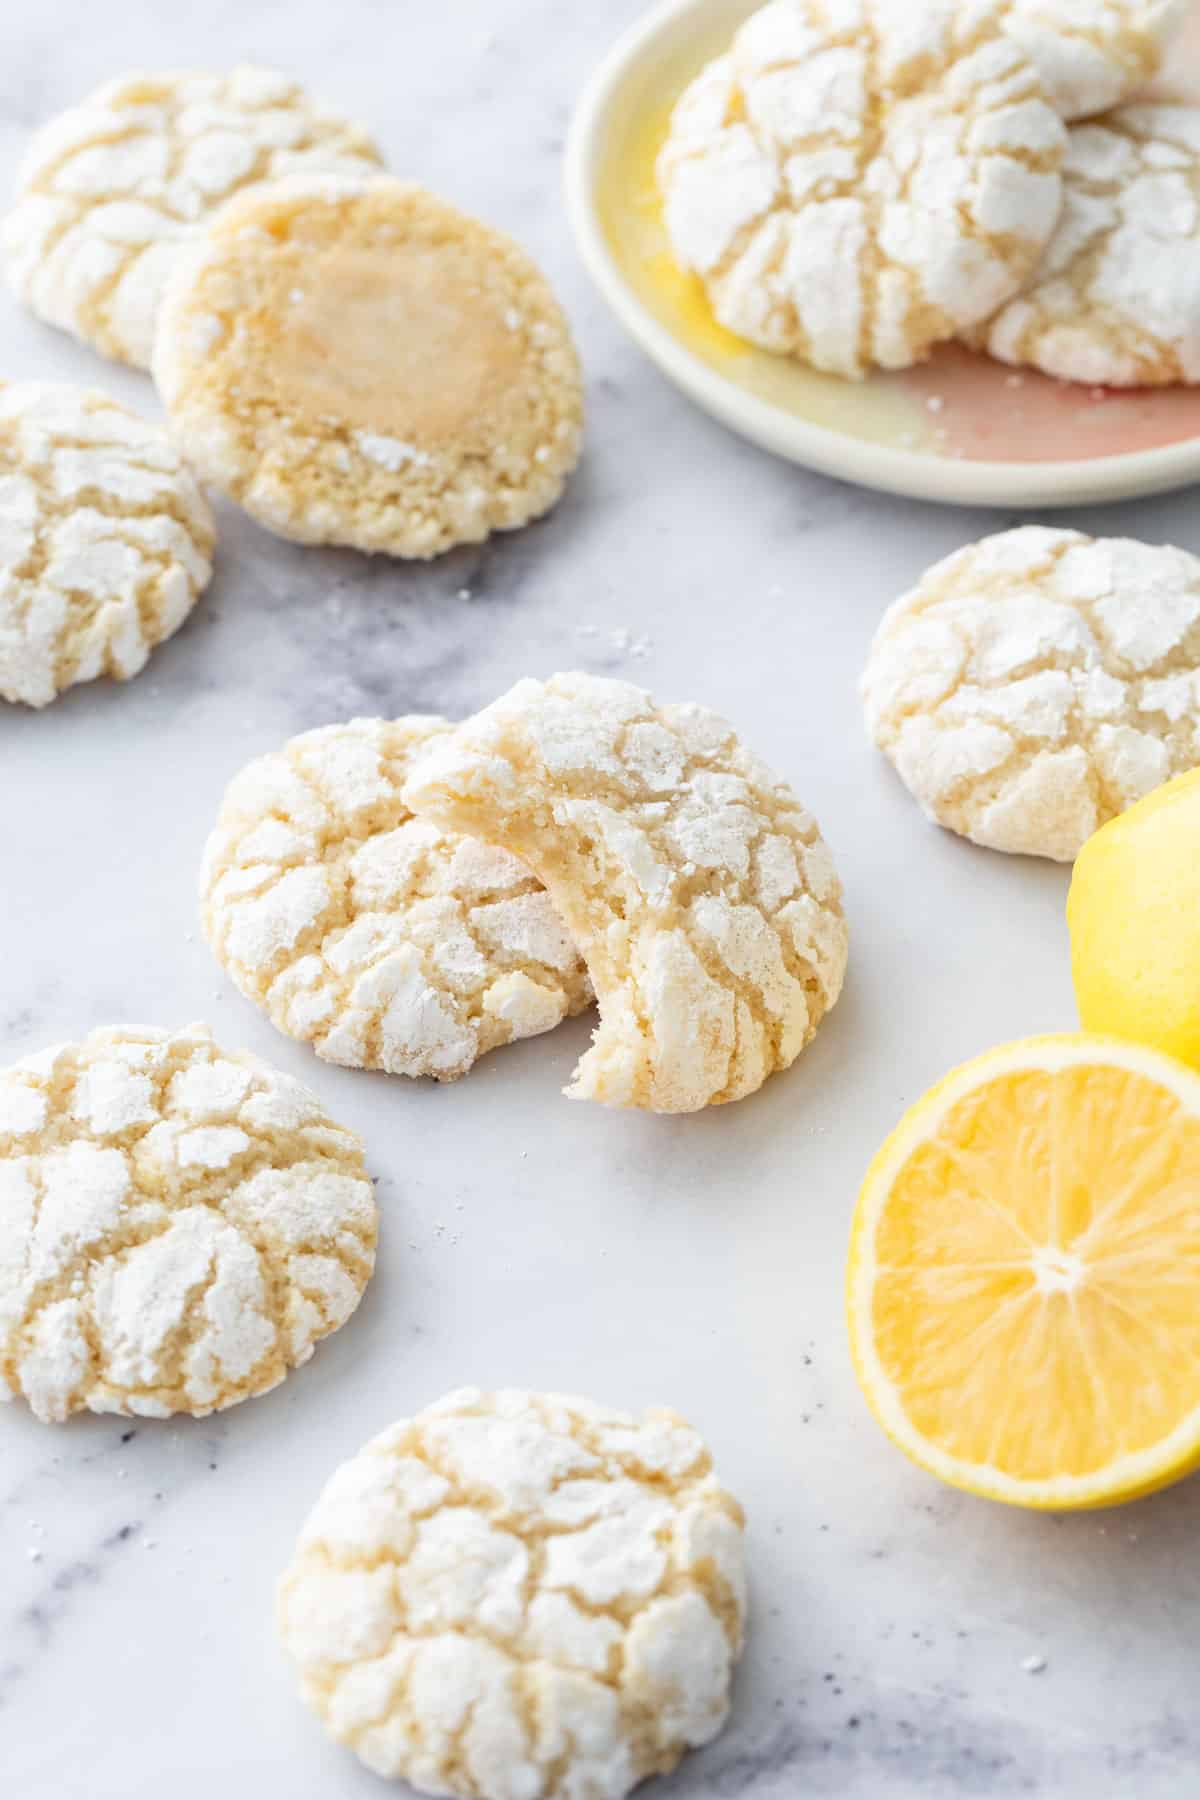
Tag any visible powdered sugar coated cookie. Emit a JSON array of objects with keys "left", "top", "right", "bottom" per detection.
[
  {"left": 0, "top": 1024, "right": 376, "bottom": 1422},
  {"left": 153, "top": 174, "right": 583, "bottom": 558},
  {"left": 278, "top": 1387, "right": 747, "bottom": 1798},
  {"left": 1002, "top": 0, "right": 1186, "bottom": 123},
  {"left": 403, "top": 673, "right": 848, "bottom": 1114},
  {"left": 863, "top": 528, "right": 1200, "bottom": 861},
  {"left": 0, "top": 380, "right": 213, "bottom": 709},
  {"left": 973, "top": 103, "right": 1200, "bottom": 386},
  {"left": 656, "top": 0, "right": 1066, "bottom": 378},
  {"left": 3, "top": 66, "right": 381, "bottom": 369},
  {"left": 201, "top": 718, "right": 591, "bottom": 1081}
]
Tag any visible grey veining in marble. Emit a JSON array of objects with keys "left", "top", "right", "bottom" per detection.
[{"left": 3, "top": 3, "right": 1200, "bottom": 1796}]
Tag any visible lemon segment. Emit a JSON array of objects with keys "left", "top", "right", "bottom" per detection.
[
  {"left": 847, "top": 1034, "right": 1200, "bottom": 1510},
  {"left": 1068, "top": 767, "right": 1200, "bottom": 1071}
]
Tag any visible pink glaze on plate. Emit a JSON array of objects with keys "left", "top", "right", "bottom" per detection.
[{"left": 898, "top": 348, "right": 1200, "bottom": 465}]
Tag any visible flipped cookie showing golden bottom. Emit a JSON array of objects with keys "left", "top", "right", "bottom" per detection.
[
  {"left": 202, "top": 717, "right": 592, "bottom": 1080},
  {"left": 0, "top": 1024, "right": 377, "bottom": 1422},
  {"left": 403, "top": 673, "right": 848, "bottom": 1115},
  {"left": 277, "top": 1387, "right": 747, "bottom": 1798},
  {"left": 153, "top": 175, "right": 584, "bottom": 557}
]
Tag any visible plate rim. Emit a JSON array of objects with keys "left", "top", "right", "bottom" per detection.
[{"left": 563, "top": 0, "right": 1200, "bottom": 510}]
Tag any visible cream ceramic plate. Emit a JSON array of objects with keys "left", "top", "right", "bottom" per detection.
[{"left": 565, "top": 0, "right": 1200, "bottom": 509}]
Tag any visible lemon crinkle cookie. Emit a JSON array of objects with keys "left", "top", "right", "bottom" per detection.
[
  {"left": 656, "top": 0, "right": 1066, "bottom": 379},
  {"left": 402, "top": 673, "right": 848, "bottom": 1114},
  {"left": 202, "top": 717, "right": 592, "bottom": 1081},
  {"left": 1001, "top": 0, "right": 1187, "bottom": 122},
  {"left": 153, "top": 174, "right": 584, "bottom": 558},
  {"left": 3, "top": 66, "right": 381, "bottom": 370},
  {"left": 278, "top": 1387, "right": 747, "bottom": 1798},
  {"left": 972, "top": 103, "right": 1200, "bottom": 386},
  {"left": 0, "top": 380, "right": 214, "bottom": 709},
  {"left": 0, "top": 1024, "right": 377, "bottom": 1423},
  {"left": 863, "top": 527, "right": 1200, "bottom": 863}
]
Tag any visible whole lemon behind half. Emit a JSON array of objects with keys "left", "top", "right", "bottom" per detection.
[{"left": 1068, "top": 767, "right": 1200, "bottom": 1069}]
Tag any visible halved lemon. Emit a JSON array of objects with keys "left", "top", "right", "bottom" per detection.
[{"left": 847, "top": 1035, "right": 1200, "bottom": 1510}]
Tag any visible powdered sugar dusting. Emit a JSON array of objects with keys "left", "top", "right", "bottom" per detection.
[
  {"left": 0, "top": 380, "right": 214, "bottom": 709},
  {"left": 403, "top": 672, "right": 848, "bottom": 1113},
  {"left": 863, "top": 527, "right": 1200, "bottom": 861},
  {"left": 278, "top": 1388, "right": 747, "bottom": 1796},
  {"left": 0, "top": 1024, "right": 376, "bottom": 1422},
  {"left": 353, "top": 431, "right": 431, "bottom": 472},
  {"left": 974, "top": 104, "right": 1200, "bottom": 387},
  {"left": 1003, "top": 0, "right": 1186, "bottom": 121},
  {"left": 657, "top": 0, "right": 1066, "bottom": 378},
  {"left": 202, "top": 717, "right": 592, "bottom": 1081}
]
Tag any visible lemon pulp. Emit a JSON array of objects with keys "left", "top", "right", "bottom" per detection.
[{"left": 849, "top": 1036, "right": 1200, "bottom": 1508}]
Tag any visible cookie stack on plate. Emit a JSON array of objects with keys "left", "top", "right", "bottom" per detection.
[{"left": 656, "top": 0, "right": 1199, "bottom": 389}]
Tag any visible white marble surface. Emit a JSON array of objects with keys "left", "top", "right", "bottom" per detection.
[{"left": 3, "top": 3, "right": 1200, "bottom": 1796}]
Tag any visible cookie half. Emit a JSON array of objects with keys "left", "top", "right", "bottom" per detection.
[
  {"left": 656, "top": 0, "right": 1066, "bottom": 378},
  {"left": 201, "top": 718, "right": 592, "bottom": 1080},
  {"left": 0, "top": 1024, "right": 377, "bottom": 1422},
  {"left": 403, "top": 673, "right": 848, "bottom": 1114},
  {"left": 3, "top": 66, "right": 382, "bottom": 370},
  {"left": 863, "top": 528, "right": 1200, "bottom": 862},
  {"left": 278, "top": 1387, "right": 747, "bottom": 1798},
  {"left": 154, "top": 174, "right": 584, "bottom": 557},
  {"left": 0, "top": 380, "right": 214, "bottom": 709}
]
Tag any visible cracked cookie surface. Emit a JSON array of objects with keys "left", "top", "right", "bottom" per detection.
[
  {"left": 863, "top": 527, "right": 1200, "bottom": 862},
  {"left": 972, "top": 103, "right": 1200, "bottom": 386},
  {"left": 402, "top": 673, "right": 848, "bottom": 1114},
  {"left": 656, "top": 0, "right": 1066, "bottom": 379},
  {"left": 202, "top": 718, "right": 592, "bottom": 1082},
  {"left": 3, "top": 66, "right": 381, "bottom": 370},
  {"left": 0, "top": 1024, "right": 376, "bottom": 1422},
  {"left": 0, "top": 380, "right": 214, "bottom": 709},
  {"left": 1001, "top": 0, "right": 1186, "bottom": 123},
  {"left": 153, "top": 174, "right": 584, "bottom": 558},
  {"left": 278, "top": 1387, "right": 747, "bottom": 1799}
]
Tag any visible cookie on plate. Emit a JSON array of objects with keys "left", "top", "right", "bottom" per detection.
[
  {"left": 3, "top": 67, "right": 381, "bottom": 370},
  {"left": 863, "top": 528, "right": 1200, "bottom": 862},
  {"left": 202, "top": 717, "right": 592, "bottom": 1081},
  {"left": 972, "top": 104, "right": 1200, "bottom": 387},
  {"left": 0, "top": 1024, "right": 376, "bottom": 1422},
  {"left": 153, "top": 174, "right": 584, "bottom": 558},
  {"left": 0, "top": 380, "right": 214, "bottom": 709},
  {"left": 1001, "top": 0, "right": 1187, "bottom": 123},
  {"left": 403, "top": 673, "right": 848, "bottom": 1114},
  {"left": 278, "top": 1387, "right": 747, "bottom": 1798},
  {"left": 656, "top": 0, "right": 1066, "bottom": 379}
]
